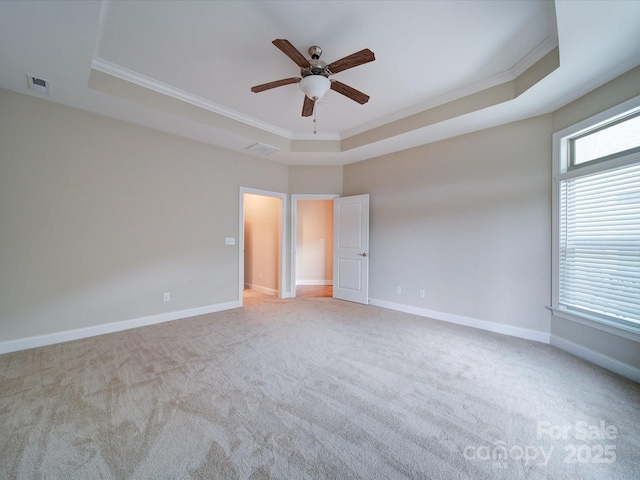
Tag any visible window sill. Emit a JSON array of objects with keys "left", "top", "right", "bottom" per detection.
[{"left": 548, "top": 306, "right": 640, "bottom": 343}]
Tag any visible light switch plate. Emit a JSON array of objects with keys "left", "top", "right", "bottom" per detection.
[{"left": 225, "top": 237, "right": 236, "bottom": 245}]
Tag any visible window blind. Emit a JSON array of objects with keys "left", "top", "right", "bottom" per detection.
[{"left": 559, "top": 163, "right": 640, "bottom": 325}]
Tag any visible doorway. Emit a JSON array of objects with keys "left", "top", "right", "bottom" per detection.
[
  {"left": 239, "top": 188, "right": 287, "bottom": 306},
  {"left": 291, "top": 194, "right": 338, "bottom": 298}
]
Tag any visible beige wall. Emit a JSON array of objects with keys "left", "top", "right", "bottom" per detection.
[
  {"left": 552, "top": 64, "right": 640, "bottom": 133},
  {"left": 0, "top": 88, "right": 288, "bottom": 342},
  {"left": 296, "top": 200, "right": 333, "bottom": 285},
  {"left": 289, "top": 165, "right": 342, "bottom": 194},
  {"left": 344, "top": 115, "right": 553, "bottom": 334},
  {"left": 243, "top": 193, "right": 281, "bottom": 294}
]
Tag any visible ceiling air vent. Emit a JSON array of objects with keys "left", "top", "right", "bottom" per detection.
[
  {"left": 245, "top": 143, "right": 278, "bottom": 156},
  {"left": 27, "top": 74, "right": 50, "bottom": 94}
]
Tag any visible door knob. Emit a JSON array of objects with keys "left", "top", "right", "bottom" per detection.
[{"left": 358, "top": 252, "right": 367, "bottom": 257}]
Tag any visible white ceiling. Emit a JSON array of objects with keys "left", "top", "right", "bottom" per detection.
[{"left": 1, "top": 1, "right": 639, "bottom": 165}]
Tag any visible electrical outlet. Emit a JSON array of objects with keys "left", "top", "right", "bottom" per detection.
[
  {"left": 396, "top": 285, "right": 402, "bottom": 295},
  {"left": 163, "top": 292, "right": 170, "bottom": 302},
  {"left": 419, "top": 289, "right": 426, "bottom": 298}
]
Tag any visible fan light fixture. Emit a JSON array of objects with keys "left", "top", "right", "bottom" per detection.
[{"left": 299, "top": 75, "right": 330, "bottom": 100}]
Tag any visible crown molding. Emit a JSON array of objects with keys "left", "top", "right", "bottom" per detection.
[
  {"left": 290, "top": 131, "right": 340, "bottom": 141},
  {"left": 510, "top": 35, "right": 558, "bottom": 78},
  {"left": 91, "top": 31, "right": 557, "bottom": 151},
  {"left": 91, "top": 57, "right": 294, "bottom": 139},
  {"left": 341, "top": 70, "right": 514, "bottom": 139},
  {"left": 341, "top": 35, "right": 558, "bottom": 140},
  {"left": 92, "top": 57, "right": 342, "bottom": 143}
]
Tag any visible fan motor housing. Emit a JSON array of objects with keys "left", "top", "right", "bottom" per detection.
[
  {"left": 301, "top": 46, "right": 330, "bottom": 78},
  {"left": 308, "top": 46, "right": 322, "bottom": 59}
]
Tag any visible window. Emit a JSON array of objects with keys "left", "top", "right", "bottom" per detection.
[
  {"left": 570, "top": 114, "right": 640, "bottom": 166},
  {"left": 553, "top": 96, "right": 640, "bottom": 332}
]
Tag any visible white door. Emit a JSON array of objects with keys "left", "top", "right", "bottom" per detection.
[{"left": 333, "top": 194, "right": 369, "bottom": 304}]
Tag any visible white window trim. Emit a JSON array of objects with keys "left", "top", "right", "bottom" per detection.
[{"left": 552, "top": 94, "right": 640, "bottom": 342}]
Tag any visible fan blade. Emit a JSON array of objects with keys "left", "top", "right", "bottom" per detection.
[
  {"left": 327, "top": 48, "right": 375, "bottom": 74},
  {"left": 330, "top": 80, "right": 370, "bottom": 104},
  {"left": 302, "top": 95, "right": 315, "bottom": 117},
  {"left": 251, "top": 77, "right": 301, "bottom": 93},
  {"left": 272, "top": 39, "right": 310, "bottom": 68}
]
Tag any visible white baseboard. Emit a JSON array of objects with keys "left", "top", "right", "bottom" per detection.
[
  {"left": 296, "top": 280, "right": 333, "bottom": 286},
  {"left": 0, "top": 301, "right": 240, "bottom": 355},
  {"left": 245, "top": 283, "right": 278, "bottom": 296},
  {"left": 369, "top": 298, "right": 550, "bottom": 344},
  {"left": 550, "top": 335, "right": 640, "bottom": 383}
]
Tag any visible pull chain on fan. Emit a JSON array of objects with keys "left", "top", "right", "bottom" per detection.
[{"left": 313, "top": 102, "right": 318, "bottom": 135}]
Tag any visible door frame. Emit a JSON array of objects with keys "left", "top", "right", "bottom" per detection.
[
  {"left": 239, "top": 187, "right": 287, "bottom": 307},
  {"left": 291, "top": 193, "right": 339, "bottom": 298}
]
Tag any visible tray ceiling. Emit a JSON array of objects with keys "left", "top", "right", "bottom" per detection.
[{"left": 1, "top": 1, "right": 640, "bottom": 165}]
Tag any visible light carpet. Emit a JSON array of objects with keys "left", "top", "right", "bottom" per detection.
[{"left": 1, "top": 291, "right": 639, "bottom": 479}]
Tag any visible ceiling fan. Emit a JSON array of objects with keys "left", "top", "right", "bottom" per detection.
[{"left": 251, "top": 39, "right": 375, "bottom": 117}]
